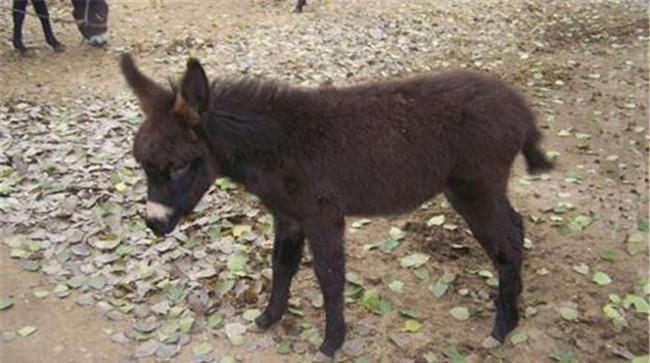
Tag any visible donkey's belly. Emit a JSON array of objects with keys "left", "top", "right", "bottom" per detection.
[{"left": 340, "top": 180, "right": 445, "bottom": 217}]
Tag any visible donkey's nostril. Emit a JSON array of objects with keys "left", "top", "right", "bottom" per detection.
[{"left": 146, "top": 218, "right": 169, "bottom": 237}]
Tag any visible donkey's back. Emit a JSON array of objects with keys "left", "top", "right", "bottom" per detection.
[{"left": 296, "top": 71, "right": 548, "bottom": 216}]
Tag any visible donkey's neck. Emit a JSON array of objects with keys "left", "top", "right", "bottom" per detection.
[{"left": 202, "top": 78, "right": 298, "bottom": 162}]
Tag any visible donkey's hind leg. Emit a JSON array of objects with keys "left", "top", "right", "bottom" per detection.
[
  {"left": 303, "top": 213, "right": 346, "bottom": 356},
  {"left": 445, "top": 177, "right": 523, "bottom": 346}
]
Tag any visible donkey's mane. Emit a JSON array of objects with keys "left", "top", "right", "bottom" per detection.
[
  {"left": 210, "top": 77, "right": 290, "bottom": 110},
  {"left": 202, "top": 77, "right": 302, "bottom": 160}
]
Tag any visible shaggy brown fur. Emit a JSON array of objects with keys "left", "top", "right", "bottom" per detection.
[{"left": 120, "top": 54, "right": 553, "bottom": 357}]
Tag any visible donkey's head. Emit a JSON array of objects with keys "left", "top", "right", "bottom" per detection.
[
  {"left": 72, "top": 0, "right": 109, "bottom": 46},
  {"left": 120, "top": 54, "right": 217, "bottom": 236}
]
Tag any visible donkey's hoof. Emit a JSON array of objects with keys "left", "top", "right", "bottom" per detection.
[
  {"left": 254, "top": 311, "right": 279, "bottom": 329},
  {"left": 313, "top": 351, "right": 335, "bottom": 362},
  {"left": 319, "top": 337, "right": 343, "bottom": 358},
  {"left": 481, "top": 336, "right": 502, "bottom": 349},
  {"left": 248, "top": 322, "right": 263, "bottom": 333},
  {"left": 52, "top": 43, "right": 66, "bottom": 53},
  {"left": 15, "top": 45, "right": 32, "bottom": 57}
]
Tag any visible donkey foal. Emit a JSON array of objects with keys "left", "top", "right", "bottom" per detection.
[{"left": 120, "top": 54, "right": 553, "bottom": 357}]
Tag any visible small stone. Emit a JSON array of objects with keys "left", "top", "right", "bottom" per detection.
[
  {"left": 154, "top": 240, "right": 176, "bottom": 253},
  {"left": 18, "top": 326, "right": 37, "bottom": 337},
  {"left": 110, "top": 332, "right": 131, "bottom": 344},
  {"left": 314, "top": 351, "right": 335, "bottom": 362},
  {"left": 389, "top": 333, "right": 409, "bottom": 349},
  {"left": 187, "top": 290, "right": 211, "bottom": 315},
  {"left": 355, "top": 322, "right": 373, "bottom": 336},
  {"left": 179, "top": 333, "right": 191, "bottom": 346},
  {"left": 133, "top": 304, "right": 151, "bottom": 319},
  {"left": 75, "top": 293, "right": 95, "bottom": 306},
  {"left": 389, "top": 332, "right": 430, "bottom": 350},
  {"left": 244, "top": 336, "right": 274, "bottom": 352},
  {"left": 65, "top": 229, "right": 85, "bottom": 244},
  {"left": 548, "top": 327, "right": 565, "bottom": 339},
  {"left": 151, "top": 300, "right": 171, "bottom": 315},
  {"left": 611, "top": 345, "right": 635, "bottom": 360},
  {"left": 105, "top": 311, "right": 122, "bottom": 321},
  {"left": 292, "top": 341, "right": 310, "bottom": 354},
  {"left": 1, "top": 331, "right": 16, "bottom": 342},
  {"left": 305, "top": 288, "right": 324, "bottom": 308},
  {"left": 342, "top": 338, "right": 364, "bottom": 356},
  {"left": 481, "top": 336, "right": 501, "bottom": 349},
  {"left": 224, "top": 322, "right": 247, "bottom": 339},
  {"left": 90, "top": 238, "right": 121, "bottom": 251},
  {"left": 134, "top": 317, "right": 159, "bottom": 333},
  {"left": 71, "top": 243, "right": 91, "bottom": 256},
  {"left": 156, "top": 344, "right": 181, "bottom": 359},
  {"left": 79, "top": 263, "right": 96, "bottom": 274},
  {"left": 134, "top": 340, "right": 160, "bottom": 358},
  {"left": 466, "top": 353, "right": 484, "bottom": 363},
  {"left": 247, "top": 322, "right": 263, "bottom": 333},
  {"left": 192, "top": 354, "right": 216, "bottom": 363},
  {"left": 96, "top": 301, "right": 113, "bottom": 314}
]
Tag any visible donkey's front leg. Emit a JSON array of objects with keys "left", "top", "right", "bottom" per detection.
[
  {"left": 255, "top": 216, "right": 304, "bottom": 329},
  {"left": 304, "top": 215, "right": 346, "bottom": 357}
]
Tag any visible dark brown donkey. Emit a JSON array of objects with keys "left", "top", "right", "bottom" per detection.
[{"left": 120, "top": 54, "right": 553, "bottom": 357}]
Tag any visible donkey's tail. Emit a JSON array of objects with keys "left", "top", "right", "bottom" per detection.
[{"left": 522, "top": 125, "right": 553, "bottom": 174}]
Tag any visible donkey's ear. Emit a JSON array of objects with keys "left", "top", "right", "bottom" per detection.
[
  {"left": 120, "top": 53, "right": 170, "bottom": 115},
  {"left": 174, "top": 58, "right": 209, "bottom": 126}
]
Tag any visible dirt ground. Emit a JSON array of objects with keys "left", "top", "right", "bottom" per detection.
[{"left": 1, "top": 1, "right": 648, "bottom": 363}]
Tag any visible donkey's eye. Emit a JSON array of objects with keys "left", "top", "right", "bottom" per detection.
[{"left": 170, "top": 164, "right": 191, "bottom": 180}]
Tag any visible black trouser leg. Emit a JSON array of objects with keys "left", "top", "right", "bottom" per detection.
[{"left": 12, "top": 0, "right": 28, "bottom": 52}]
